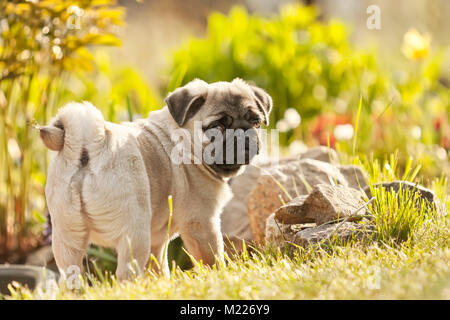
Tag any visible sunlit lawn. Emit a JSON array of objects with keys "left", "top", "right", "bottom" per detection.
[{"left": 6, "top": 159, "right": 449, "bottom": 300}]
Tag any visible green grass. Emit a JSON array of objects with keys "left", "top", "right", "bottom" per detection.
[
  {"left": 3, "top": 156, "right": 449, "bottom": 300},
  {"left": 7, "top": 242, "right": 450, "bottom": 300}
]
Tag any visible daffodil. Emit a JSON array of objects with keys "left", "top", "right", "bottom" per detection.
[{"left": 401, "top": 28, "right": 431, "bottom": 60}]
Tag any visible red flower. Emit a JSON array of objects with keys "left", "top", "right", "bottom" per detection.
[{"left": 434, "top": 117, "right": 442, "bottom": 131}]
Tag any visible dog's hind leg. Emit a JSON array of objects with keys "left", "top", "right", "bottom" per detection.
[
  {"left": 52, "top": 228, "right": 89, "bottom": 289},
  {"left": 115, "top": 226, "right": 151, "bottom": 281}
]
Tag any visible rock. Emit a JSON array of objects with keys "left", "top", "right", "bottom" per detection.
[
  {"left": 274, "top": 195, "right": 311, "bottom": 224},
  {"left": 246, "top": 178, "right": 285, "bottom": 244},
  {"left": 265, "top": 213, "right": 315, "bottom": 244},
  {"left": 337, "top": 165, "right": 369, "bottom": 189},
  {"left": 266, "top": 213, "right": 374, "bottom": 249},
  {"left": 364, "top": 181, "right": 447, "bottom": 217},
  {"left": 265, "top": 213, "right": 294, "bottom": 244},
  {"left": 293, "top": 222, "right": 375, "bottom": 247},
  {"left": 221, "top": 156, "right": 302, "bottom": 243},
  {"left": 305, "top": 184, "right": 368, "bottom": 225},
  {"left": 246, "top": 159, "right": 350, "bottom": 243},
  {"left": 222, "top": 147, "right": 370, "bottom": 246},
  {"left": 221, "top": 165, "right": 262, "bottom": 242},
  {"left": 298, "top": 146, "right": 340, "bottom": 164},
  {"left": 273, "top": 184, "right": 369, "bottom": 227}
]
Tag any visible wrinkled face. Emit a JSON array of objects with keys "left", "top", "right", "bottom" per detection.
[{"left": 165, "top": 78, "right": 273, "bottom": 178}]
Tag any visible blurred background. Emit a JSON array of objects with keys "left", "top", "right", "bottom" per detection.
[
  {"left": 0, "top": 0, "right": 449, "bottom": 271},
  {"left": 115, "top": 0, "right": 450, "bottom": 87}
]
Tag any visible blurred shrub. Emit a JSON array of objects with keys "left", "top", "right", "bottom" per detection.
[
  {"left": 169, "top": 4, "right": 449, "bottom": 178},
  {"left": 60, "top": 51, "right": 161, "bottom": 122},
  {"left": 169, "top": 5, "right": 387, "bottom": 144},
  {"left": 0, "top": 0, "right": 162, "bottom": 262}
]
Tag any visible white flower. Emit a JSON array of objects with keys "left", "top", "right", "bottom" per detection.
[
  {"left": 436, "top": 147, "right": 447, "bottom": 161},
  {"left": 276, "top": 119, "right": 290, "bottom": 132},
  {"left": 284, "top": 108, "right": 301, "bottom": 128},
  {"left": 411, "top": 126, "right": 421, "bottom": 140},
  {"left": 52, "top": 45, "right": 63, "bottom": 60},
  {"left": 334, "top": 124, "right": 354, "bottom": 141}
]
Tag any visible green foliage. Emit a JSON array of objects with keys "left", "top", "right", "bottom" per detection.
[
  {"left": 58, "top": 51, "right": 162, "bottom": 121},
  {"left": 361, "top": 155, "right": 446, "bottom": 245},
  {"left": 169, "top": 5, "right": 387, "bottom": 143}
]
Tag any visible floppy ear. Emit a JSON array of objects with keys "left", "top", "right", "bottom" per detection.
[
  {"left": 249, "top": 85, "right": 273, "bottom": 125},
  {"left": 165, "top": 79, "right": 208, "bottom": 127}
]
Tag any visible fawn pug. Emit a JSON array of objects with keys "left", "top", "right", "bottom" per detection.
[{"left": 39, "top": 79, "right": 272, "bottom": 280}]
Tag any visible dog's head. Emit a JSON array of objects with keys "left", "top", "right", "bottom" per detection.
[{"left": 165, "top": 78, "right": 273, "bottom": 177}]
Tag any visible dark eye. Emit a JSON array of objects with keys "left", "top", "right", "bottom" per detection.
[
  {"left": 205, "top": 119, "right": 222, "bottom": 131},
  {"left": 252, "top": 118, "right": 262, "bottom": 128},
  {"left": 207, "top": 116, "right": 232, "bottom": 131},
  {"left": 205, "top": 121, "right": 222, "bottom": 131},
  {"left": 219, "top": 115, "right": 233, "bottom": 127}
]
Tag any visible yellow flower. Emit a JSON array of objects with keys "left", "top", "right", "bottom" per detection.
[{"left": 401, "top": 28, "right": 431, "bottom": 60}]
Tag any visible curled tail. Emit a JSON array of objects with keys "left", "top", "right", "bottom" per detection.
[
  {"left": 39, "top": 121, "right": 65, "bottom": 151},
  {"left": 39, "top": 101, "right": 106, "bottom": 155}
]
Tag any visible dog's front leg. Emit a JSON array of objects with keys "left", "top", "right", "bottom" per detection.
[{"left": 180, "top": 219, "right": 224, "bottom": 266}]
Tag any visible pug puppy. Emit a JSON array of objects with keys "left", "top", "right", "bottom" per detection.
[{"left": 39, "top": 78, "right": 272, "bottom": 280}]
